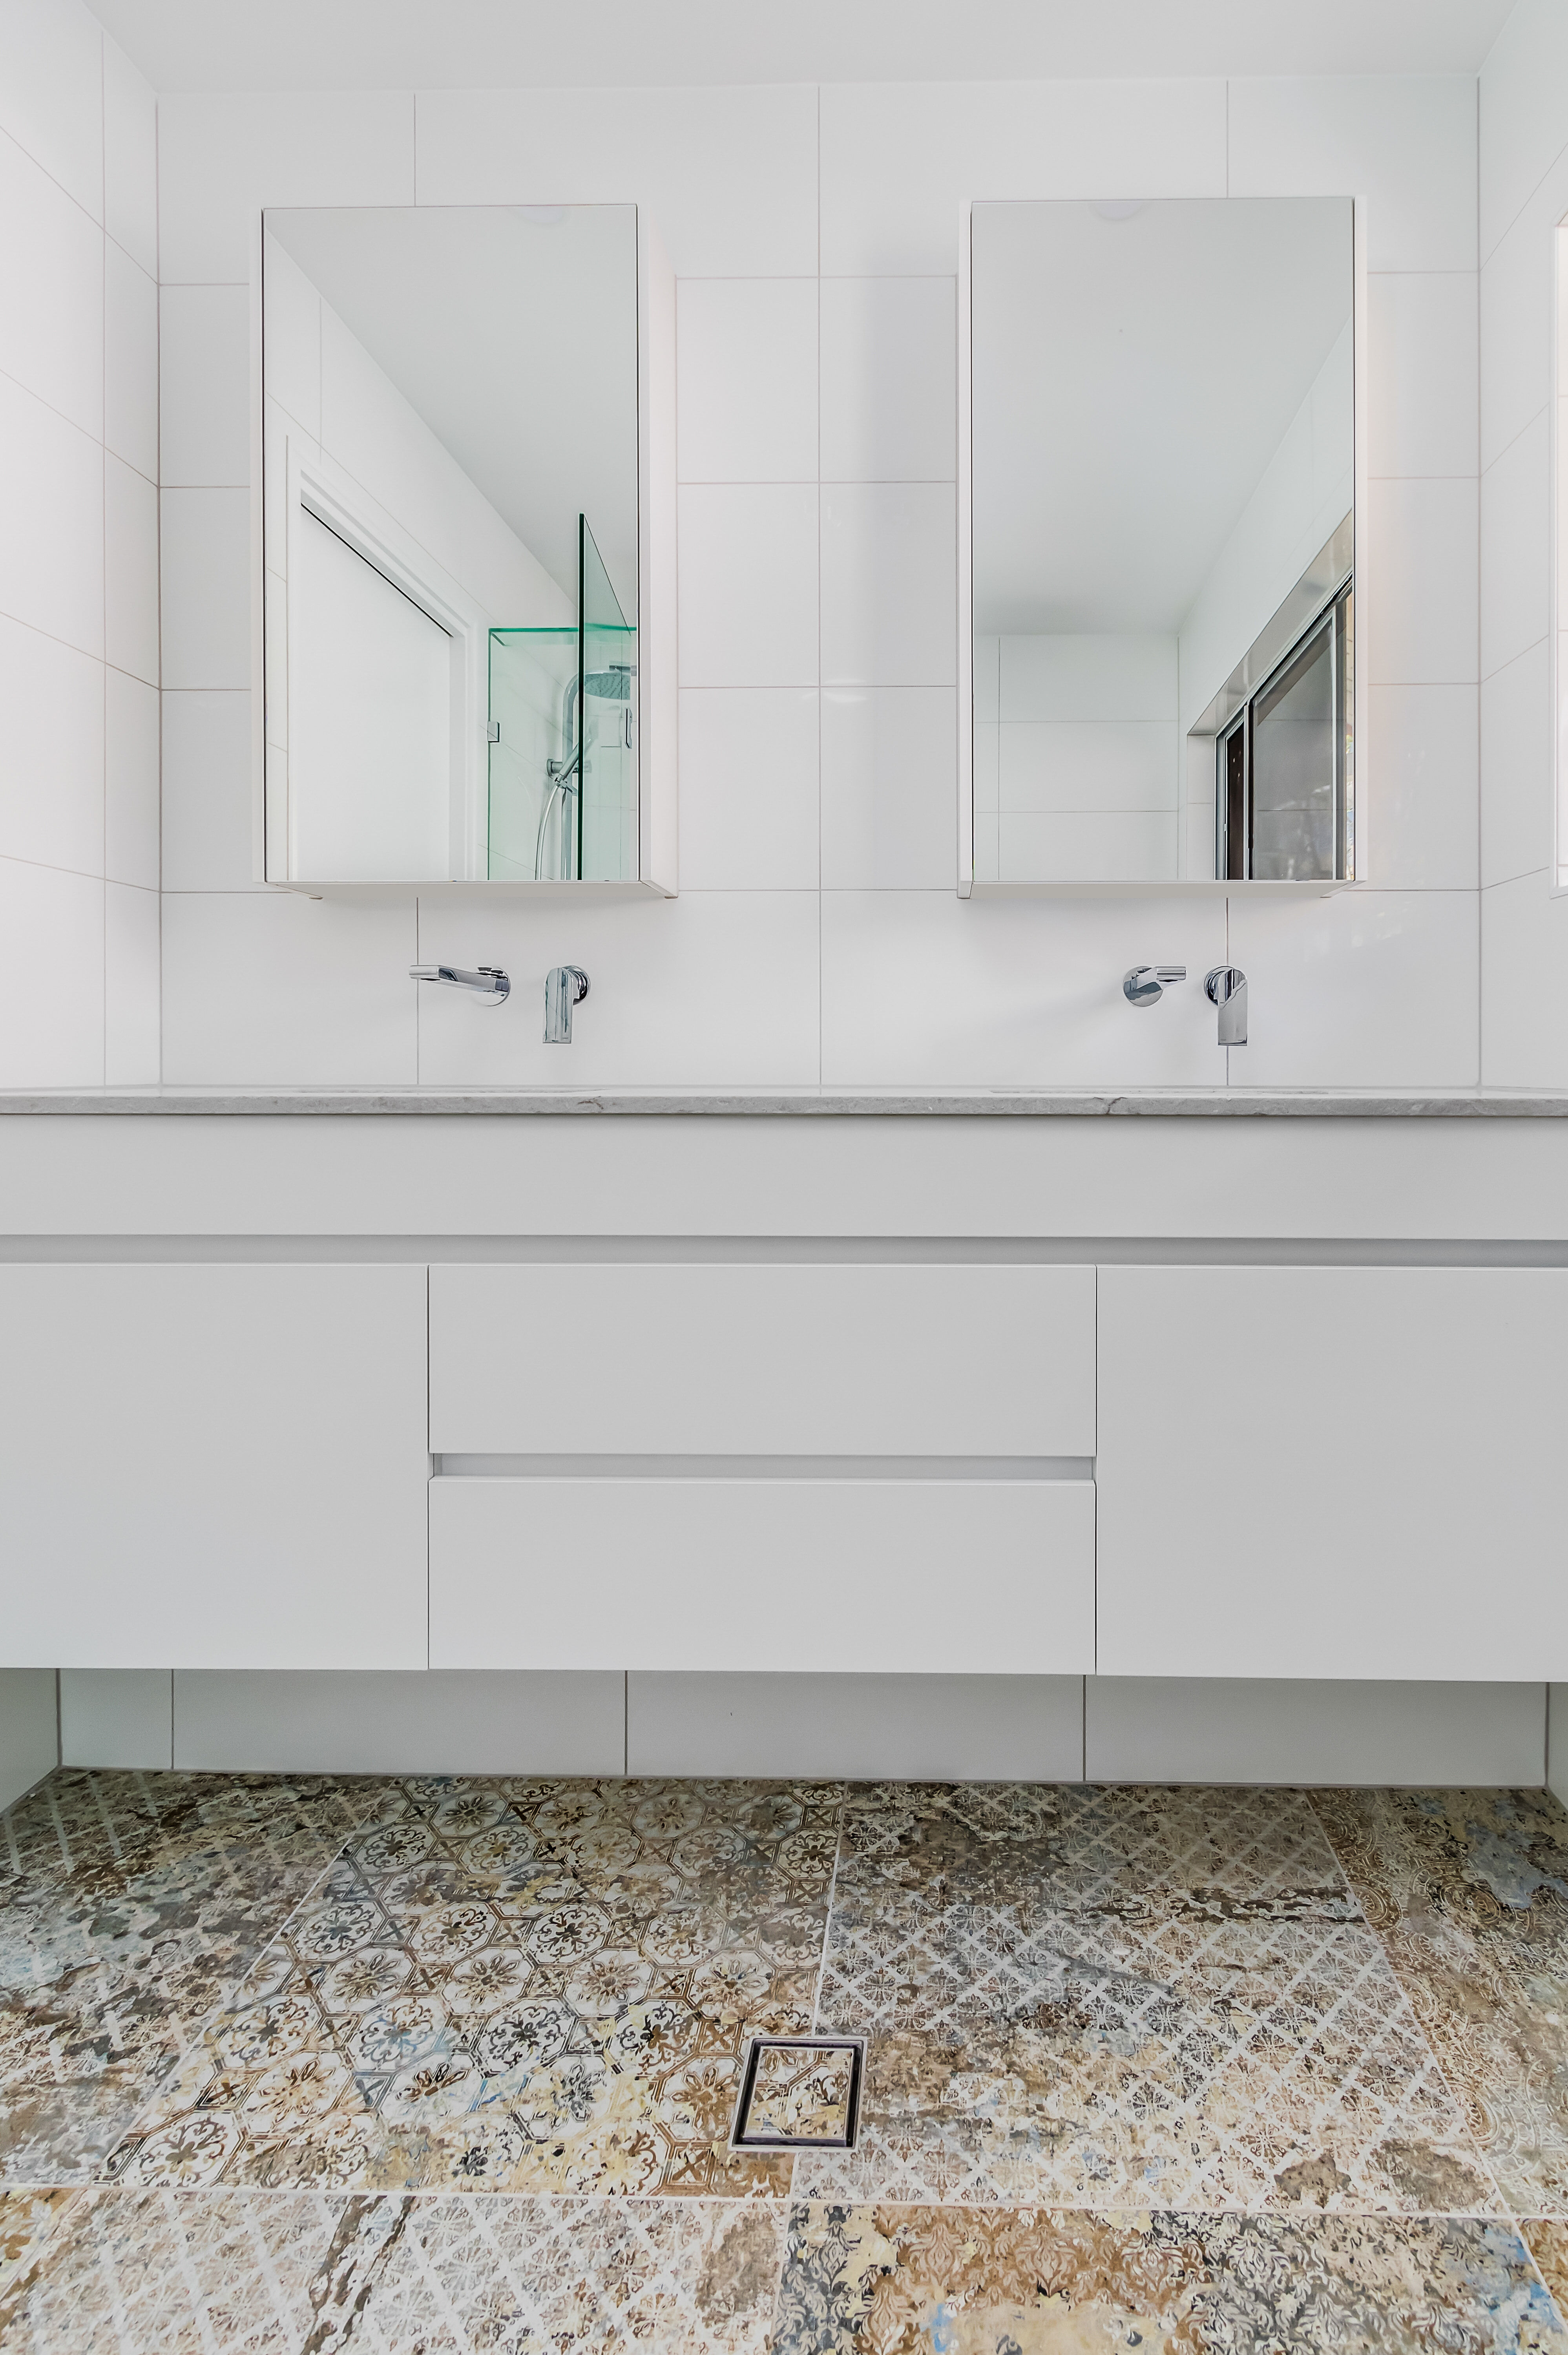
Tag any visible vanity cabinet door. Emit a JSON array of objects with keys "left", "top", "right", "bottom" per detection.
[
  {"left": 0, "top": 1264, "right": 428, "bottom": 1670},
  {"left": 1096, "top": 1266, "right": 1568, "bottom": 1681}
]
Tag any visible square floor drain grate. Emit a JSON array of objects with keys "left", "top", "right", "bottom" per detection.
[{"left": 729, "top": 2034, "right": 866, "bottom": 2151}]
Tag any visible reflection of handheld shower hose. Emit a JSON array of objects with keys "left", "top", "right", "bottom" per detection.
[{"left": 535, "top": 744, "right": 582, "bottom": 880}]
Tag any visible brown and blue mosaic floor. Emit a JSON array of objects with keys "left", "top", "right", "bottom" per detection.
[{"left": 3, "top": 1769, "right": 1568, "bottom": 2347}]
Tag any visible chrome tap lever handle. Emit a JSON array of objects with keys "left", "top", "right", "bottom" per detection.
[
  {"left": 1204, "top": 965, "right": 1248, "bottom": 1045},
  {"left": 409, "top": 963, "right": 510, "bottom": 1005},
  {"left": 543, "top": 964, "right": 590, "bottom": 1045},
  {"left": 1123, "top": 964, "right": 1187, "bottom": 1007}
]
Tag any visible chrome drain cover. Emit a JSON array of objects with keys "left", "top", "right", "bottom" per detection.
[{"left": 729, "top": 2034, "right": 866, "bottom": 2151}]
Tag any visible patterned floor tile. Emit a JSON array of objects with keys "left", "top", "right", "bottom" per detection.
[
  {"left": 772, "top": 2201, "right": 1568, "bottom": 2353},
  {"left": 0, "top": 1769, "right": 388, "bottom": 2184},
  {"left": 805, "top": 1822, "right": 1492, "bottom": 2212},
  {"left": 104, "top": 1776, "right": 842, "bottom": 2198},
  {"left": 1313, "top": 1789, "right": 1568, "bottom": 2217}
]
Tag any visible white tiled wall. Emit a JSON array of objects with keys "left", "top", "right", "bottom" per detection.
[
  {"left": 142, "top": 72, "right": 1490, "bottom": 1092},
  {"left": 0, "top": 0, "right": 159, "bottom": 1085},
  {"left": 1477, "top": 0, "right": 1568, "bottom": 1085}
]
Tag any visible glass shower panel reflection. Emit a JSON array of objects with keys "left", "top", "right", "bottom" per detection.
[
  {"left": 487, "top": 627, "right": 579, "bottom": 879},
  {"left": 579, "top": 516, "right": 636, "bottom": 882},
  {"left": 1249, "top": 616, "right": 1335, "bottom": 881}
]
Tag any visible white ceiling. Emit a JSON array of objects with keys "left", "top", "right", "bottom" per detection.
[
  {"left": 89, "top": 0, "right": 1514, "bottom": 91},
  {"left": 268, "top": 206, "right": 639, "bottom": 612},
  {"left": 971, "top": 197, "right": 1353, "bottom": 636}
]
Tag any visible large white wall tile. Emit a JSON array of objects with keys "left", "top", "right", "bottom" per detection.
[
  {"left": 413, "top": 891, "right": 820, "bottom": 1087},
  {"left": 1480, "top": 640, "right": 1552, "bottom": 888},
  {"left": 1479, "top": 0, "right": 1568, "bottom": 262},
  {"left": 820, "top": 277, "right": 956, "bottom": 482},
  {"left": 1368, "top": 273, "right": 1478, "bottom": 479},
  {"left": 161, "top": 488, "right": 249, "bottom": 691},
  {"left": 105, "top": 879, "right": 159, "bottom": 1084},
  {"left": 677, "top": 279, "right": 817, "bottom": 484},
  {"left": 1480, "top": 189, "right": 1557, "bottom": 473},
  {"left": 162, "top": 892, "right": 418, "bottom": 1085},
  {"left": 106, "top": 667, "right": 159, "bottom": 891},
  {"left": 162, "top": 690, "right": 261, "bottom": 892},
  {"left": 413, "top": 85, "right": 818, "bottom": 278},
  {"left": 677, "top": 484, "right": 817, "bottom": 687},
  {"left": 821, "top": 483, "right": 956, "bottom": 685},
  {"left": 1480, "top": 870, "right": 1568, "bottom": 1086},
  {"left": 1367, "top": 475, "right": 1478, "bottom": 685},
  {"left": 104, "top": 241, "right": 157, "bottom": 482},
  {"left": 1367, "top": 684, "right": 1478, "bottom": 888},
  {"left": 1226, "top": 888, "right": 1479, "bottom": 1088},
  {"left": 105, "top": 454, "right": 159, "bottom": 688},
  {"left": 0, "top": 615, "right": 102, "bottom": 877},
  {"left": 102, "top": 34, "right": 157, "bottom": 278},
  {"left": 161, "top": 285, "right": 251, "bottom": 489},
  {"left": 677, "top": 687, "right": 819, "bottom": 890},
  {"left": 0, "top": 0, "right": 102, "bottom": 220},
  {"left": 820, "top": 80, "right": 1226, "bottom": 275},
  {"left": 158, "top": 91, "right": 415, "bottom": 285},
  {"left": 821, "top": 687, "right": 956, "bottom": 887},
  {"left": 1480, "top": 409, "right": 1549, "bottom": 680},
  {"left": 0, "top": 130, "right": 102, "bottom": 438},
  {"left": 1229, "top": 77, "right": 1477, "bottom": 272},
  {"left": 1000, "top": 809, "right": 1179, "bottom": 882},
  {"left": 0, "top": 375, "right": 102, "bottom": 658},
  {"left": 820, "top": 891, "right": 1228, "bottom": 1087},
  {"left": 0, "top": 856, "right": 102, "bottom": 1085}
]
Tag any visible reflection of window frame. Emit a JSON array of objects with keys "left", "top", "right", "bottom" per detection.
[
  {"left": 279, "top": 437, "right": 489, "bottom": 882},
  {"left": 1215, "top": 579, "right": 1354, "bottom": 882}
]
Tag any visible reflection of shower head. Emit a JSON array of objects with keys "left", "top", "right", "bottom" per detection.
[{"left": 583, "top": 664, "right": 633, "bottom": 700}]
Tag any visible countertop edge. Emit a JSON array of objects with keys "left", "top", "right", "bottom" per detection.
[{"left": 4, "top": 1091, "right": 1568, "bottom": 1119}]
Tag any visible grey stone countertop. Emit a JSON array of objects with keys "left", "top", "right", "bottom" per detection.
[{"left": 3, "top": 1087, "right": 1568, "bottom": 1117}]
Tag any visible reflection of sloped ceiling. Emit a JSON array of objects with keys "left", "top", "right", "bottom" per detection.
[
  {"left": 268, "top": 205, "right": 639, "bottom": 617},
  {"left": 972, "top": 197, "right": 1352, "bottom": 635}
]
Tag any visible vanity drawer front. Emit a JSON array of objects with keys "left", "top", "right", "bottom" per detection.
[
  {"left": 429, "top": 1477, "right": 1095, "bottom": 1673},
  {"left": 429, "top": 1263, "right": 1095, "bottom": 1456}
]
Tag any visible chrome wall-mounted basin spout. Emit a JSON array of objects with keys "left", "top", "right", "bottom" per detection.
[
  {"left": 544, "top": 964, "right": 590, "bottom": 1044},
  {"left": 1123, "top": 965, "right": 1185, "bottom": 1006},
  {"left": 410, "top": 963, "right": 510, "bottom": 1006},
  {"left": 1205, "top": 965, "right": 1248, "bottom": 1044}
]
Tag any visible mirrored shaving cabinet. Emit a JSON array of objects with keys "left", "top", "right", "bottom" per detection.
[
  {"left": 958, "top": 195, "right": 1360, "bottom": 898},
  {"left": 254, "top": 202, "right": 677, "bottom": 897}
]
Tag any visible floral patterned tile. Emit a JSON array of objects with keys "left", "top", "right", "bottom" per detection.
[
  {"left": 800, "top": 1891, "right": 1497, "bottom": 2212},
  {"left": 0, "top": 1769, "right": 390, "bottom": 2185},
  {"left": 104, "top": 1776, "right": 844, "bottom": 2199},
  {"left": 840, "top": 1783, "right": 1362, "bottom": 1922},
  {"left": 1313, "top": 1789, "right": 1568, "bottom": 2217},
  {"left": 771, "top": 2201, "right": 1568, "bottom": 2354}
]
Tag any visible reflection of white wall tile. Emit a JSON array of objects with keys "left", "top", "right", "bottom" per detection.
[
  {"left": 677, "top": 688, "right": 819, "bottom": 890},
  {"left": 1227, "top": 888, "right": 1479, "bottom": 1089},
  {"left": 161, "top": 488, "right": 250, "bottom": 691},
  {"left": 0, "top": 857, "right": 104, "bottom": 1087},
  {"left": 260, "top": 241, "right": 321, "bottom": 438},
  {"left": 1000, "top": 722, "right": 1179, "bottom": 814},
  {"left": 1000, "top": 635, "right": 1174, "bottom": 722},
  {"left": 820, "top": 278, "right": 956, "bottom": 482},
  {"left": 0, "top": 375, "right": 103, "bottom": 659},
  {"left": 677, "top": 279, "right": 817, "bottom": 483},
  {"left": 161, "top": 285, "right": 251, "bottom": 488},
  {"left": 1001, "top": 810, "right": 1179, "bottom": 883},
  {"left": 0, "top": 616, "right": 103, "bottom": 878},
  {"left": 1367, "top": 476, "right": 1479, "bottom": 686},
  {"left": 821, "top": 483, "right": 956, "bottom": 685},
  {"left": 677, "top": 485, "right": 818, "bottom": 687},
  {"left": 414, "top": 85, "right": 818, "bottom": 278},
  {"left": 822, "top": 687, "right": 956, "bottom": 888},
  {"left": 1480, "top": 641, "right": 1551, "bottom": 889},
  {"left": 157, "top": 91, "right": 415, "bottom": 283},
  {"left": 106, "top": 668, "right": 160, "bottom": 891},
  {"left": 105, "top": 454, "right": 160, "bottom": 687},
  {"left": 1479, "top": 409, "right": 1548, "bottom": 680},
  {"left": 105, "top": 880, "right": 160, "bottom": 1084},
  {"left": 105, "top": 242, "right": 157, "bottom": 481},
  {"left": 1229, "top": 78, "right": 1477, "bottom": 272},
  {"left": 1368, "top": 273, "right": 1478, "bottom": 480},
  {"left": 162, "top": 692, "right": 263, "bottom": 893},
  {"left": 1367, "top": 684, "right": 1477, "bottom": 890},
  {"left": 162, "top": 892, "right": 419, "bottom": 1085},
  {"left": 821, "top": 891, "right": 1228, "bottom": 1087},
  {"left": 0, "top": 131, "right": 103, "bottom": 437},
  {"left": 820, "top": 80, "right": 1226, "bottom": 275}
]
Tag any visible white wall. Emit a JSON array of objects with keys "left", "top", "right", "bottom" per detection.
[
  {"left": 0, "top": 0, "right": 160, "bottom": 1087},
  {"left": 1478, "top": 0, "right": 1568, "bottom": 1084},
  {"left": 149, "top": 77, "right": 1482, "bottom": 1092}
]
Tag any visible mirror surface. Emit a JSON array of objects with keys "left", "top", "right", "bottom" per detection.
[
  {"left": 969, "top": 196, "right": 1354, "bottom": 887},
  {"left": 262, "top": 204, "right": 639, "bottom": 884}
]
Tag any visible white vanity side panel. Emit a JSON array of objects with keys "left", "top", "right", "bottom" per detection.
[
  {"left": 429, "top": 1262, "right": 1095, "bottom": 1455},
  {"left": 0, "top": 1264, "right": 429, "bottom": 1670},
  {"left": 1097, "top": 1266, "right": 1568, "bottom": 1681},
  {"left": 429, "top": 1477, "right": 1095, "bottom": 1673}
]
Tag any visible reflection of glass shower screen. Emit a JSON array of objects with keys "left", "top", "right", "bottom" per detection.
[
  {"left": 579, "top": 515, "right": 637, "bottom": 883},
  {"left": 1250, "top": 618, "right": 1336, "bottom": 881},
  {"left": 486, "top": 628, "right": 577, "bottom": 880}
]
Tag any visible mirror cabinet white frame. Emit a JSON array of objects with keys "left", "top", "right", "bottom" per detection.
[
  {"left": 247, "top": 204, "right": 679, "bottom": 900},
  {"left": 955, "top": 195, "right": 1371, "bottom": 901}
]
